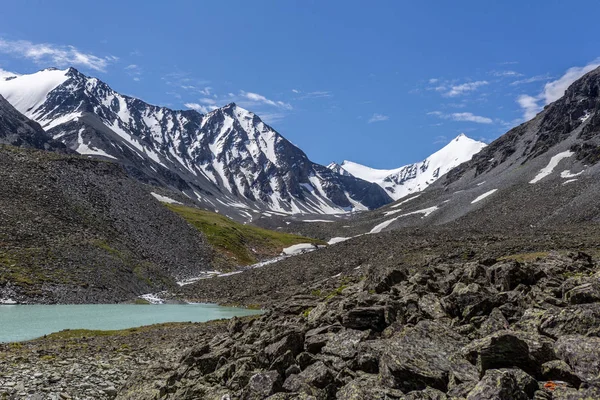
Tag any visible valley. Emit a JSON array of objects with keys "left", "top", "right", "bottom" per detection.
[{"left": 2, "top": 29, "right": 600, "bottom": 400}]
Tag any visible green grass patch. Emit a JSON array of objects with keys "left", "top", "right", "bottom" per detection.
[{"left": 164, "top": 204, "right": 325, "bottom": 266}]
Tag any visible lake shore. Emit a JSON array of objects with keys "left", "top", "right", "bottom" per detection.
[{"left": 0, "top": 318, "right": 250, "bottom": 399}]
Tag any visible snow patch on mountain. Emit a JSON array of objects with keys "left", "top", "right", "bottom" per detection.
[
  {"left": 530, "top": 151, "right": 574, "bottom": 184},
  {"left": 0, "top": 67, "right": 392, "bottom": 216},
  {"left": 332, "top": 134, "right": 486, "bottom": 200}
]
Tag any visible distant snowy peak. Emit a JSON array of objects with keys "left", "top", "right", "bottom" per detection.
[
  {"left": 332, "top": 134, "right": 486, "bottom": 200},
  {"left": 0, "top": 67, "right": 391, "bottom": 216}
]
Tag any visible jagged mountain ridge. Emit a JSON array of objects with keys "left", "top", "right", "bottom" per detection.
[
  {"left": 0, "top": 68, "right": 392, "bottom": 217},
  {"left": 328, "top": 134, "right": 487, "bottom": 200}
]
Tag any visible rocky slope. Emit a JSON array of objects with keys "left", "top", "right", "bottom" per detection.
[
  {"left": 115, "top": 223, "right": 600, "bottom": 399},
  {"left": 0, "top": 68, "right": 391, "bottom": 218},
  {"left": 0, "top": 95, "right": 66, "bottom": 152},
  {"left": 0, "top": 145, "right": 217, "bottom": 304},
  {"left": 330, "top": 134, "right": 486, "bottom": 200}
]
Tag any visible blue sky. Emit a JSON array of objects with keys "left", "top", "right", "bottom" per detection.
[{"left": 0, "top": 1, "right": 598, "bottom": 168}]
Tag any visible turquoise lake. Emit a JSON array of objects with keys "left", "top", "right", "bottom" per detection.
[{"left": 0, "top": 303, "right": 263, "bottom": 343}]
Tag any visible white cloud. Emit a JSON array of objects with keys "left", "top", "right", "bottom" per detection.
[
  {"left": 491, "top": 70, "right": 523, "bottom": 77},
  {"left": 510, "top": 74, "right": 552, "bottom": 86},
  {"left": 184, "top": 103, "right": 212, "bottom": 113},
  {"left": 124, "top": 64, "right": 142, "bottom": 81},
  {"left": 428, "top": 111, "right": 492, "bottom": 124},
  {"left": 0, "top": 37, "right": 115, "bottom": 72},
  {"left": 368, "top": 113, "right": 389, "bottom": 123},
  {"left": 516, "top": 61, "right": 600, "bottom": 121},
  {"left": 451, "top": 112, "right": 493, "bottom": 124},
  {"left": 300, "top": 91, "right": 332, "bottom": 100},
  {"left": 198, "top": 97, "right": 216, "bottom": 105},
  {"left": 429, "top": 78, "right": 439, "bottom": 84},
  {"left": 292, "top": 89, "right": 300, "bottom": 93},
  {"left": 241, "top": 91, "right": 292, "bottom": 109},
  {"left": 259, "top": 112, "right": 286, "bottom": 125},
  {"left": 516, "top": 94, "right": 540, "bottom": 120},
  {"left": 444, "top": 81, "right": 489, "bottom": 97}
]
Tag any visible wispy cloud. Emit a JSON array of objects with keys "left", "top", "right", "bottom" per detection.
[
  {"left": 259, "top": 112, "right": 286, "bottom": 125},
  {"left": 428, "top": 111, "right": 493, "bottom": 124},
  {"left": 444, "top": 81, "right": 489, "bottom": 97},
  {"left": 433, "top": 135, "right": 448, "bottom": 144},
  {"left": 124, "top": 64, "right": 142, "bottom": 81},
  {"left": 240, "top": 91, "right": 292, "bottom": 109},
  {"left": 490, "top": 70, "right": 523, "bottom": 77},
  {"left": 510, "top": 74, "right": 553, "bottom": 86},
  {"left": 368, "top": 113, "right": 389, "bottom": 123},
  {"left": 0, "top": 37, "right": 116, "bottom": 72},
  {"left": 516, "top": 61, "right": 600, "bottom": 120}
]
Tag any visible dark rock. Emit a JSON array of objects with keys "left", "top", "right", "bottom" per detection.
[
  {"left": 264, "top": 331, "right": 305, "bottom": 362},
  {"left": 365, "top": 265, "right": 408, "bottom": 294},
  {"left": 479, "top": 308, "right": 509, "bottom": 337},
  {"left": 554, "top": 335, "right": 600, "bottom": 384},
  {"left": 242, "top": 370, "right": 282, "bottom": 399},
  {"left": 380, "top": 321, "right": 468, "bottom": 392},
  {"left": 405, "top": 387, "right": 448, "bottom": 399},
  {"left": 564, "top": 280, "right": 600, "bottom": 305},
  {"left": 336, "top": 374, "right": 406, "bottom": 399},
  {"left": 499, "top": 368, "right": 538, "bottom": 398},
  {"left": 539, "top": 303, "right": 600, "bottom": 338},
  {"left": 298, "top": 361, "right": 334, "bottom": 389},
  {"left": 486, "top": 261, "right": 538, "bottom": 291},
  {"left": 466, "top": 369, "right": 529, "bottom": 400},
  {"left": 462, "top": 330, "right": 556, "bottom": 376},
  {"left": 541, "top": 360, "right": 582, "bottom": 388},
  {"left": 342, "top": 306, "right": 387, "bottom": 331},
  {"left": 322, "top": 329, "right": 369, "bottom": 359}
]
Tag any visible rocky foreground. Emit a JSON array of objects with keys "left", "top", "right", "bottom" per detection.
[
  {"left": 118, "top": 250, "right": 600, "bottom": 399},
  {"left": 0, "top": 321, "right": 232, "bottom": 399}
]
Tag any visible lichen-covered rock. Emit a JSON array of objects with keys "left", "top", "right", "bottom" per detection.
[
  {"left": 336, "top": 374, "right": 406, "bottom": 399},
  {"left": 554, "top": 335, "right": 600, "bottom": 384},
  {"left": 380, "top": 321, "right": 468, "bottom": 392},
  {"left": 466, "top": 369, "right": 529, "bottom": 400},
  {"left": 540, "top": 360, "right": 582, "bottom": 387},
  {"left": 462, "top": 330, "right": 556, "bottom": 376},
  {"left": 539, "top": 303, "right": 600, "bottom": 338}
]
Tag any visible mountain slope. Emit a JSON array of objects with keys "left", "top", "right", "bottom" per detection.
[
  {"left": 321, "top": 65, "right": 600, "bottom": 236},
  {"left": 0, "top": 97, "right": 220, "bottom": 304},
  {"left": 0, "top": 94, "right": 67, "bottom": 151},
  {"left": 0, "top": 68, "right": 391, "bottom": 217},
  {"left": 330, "top": 134, "right": 486, "bottom": 200}
]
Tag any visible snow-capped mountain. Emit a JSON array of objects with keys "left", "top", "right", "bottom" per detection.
[
  {"left": 329, "top": 134, "right": 486, "bottom": 200},
  {"left": 0, "top": 68, "right": 391, "bottom": 217}
]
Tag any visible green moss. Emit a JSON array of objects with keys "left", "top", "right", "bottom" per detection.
[
  {"left": 310, "top": 289, "right": 322, "bottom": 297},
  {"left": 134, "top": 298, "right": 151, "bottom": 305},
  {"left": 164, "top": 203, "right": 325, "bottom": 266},
  {"left": 325, "top": 284, "right": 348, "bottom": 300},
  {"left": 301, "top": 307, "right": 314, "bottom": 318}
]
